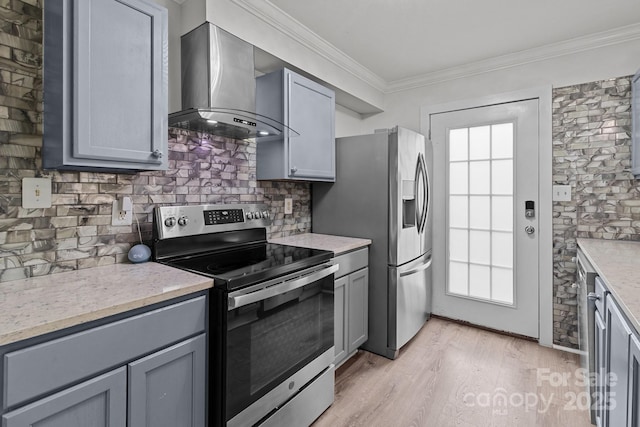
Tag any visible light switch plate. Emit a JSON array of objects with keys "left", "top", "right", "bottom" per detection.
[
  {"left": 552, "top": 184, "right": 571, "bottom": 202},
  {"left": 22, "top": 177, "right": 52, "bottom": 208},
  {"left": 284, "top": 198, "right": 293, "bottom": 215}
]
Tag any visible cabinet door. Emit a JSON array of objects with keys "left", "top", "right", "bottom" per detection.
[
  {"left": 128, "top": 334, "right": 206, "bottom": 427},
  {"left": 628, "top": 334, "right": 640, "bottom": 427},
  {"left": 286, "top": 70, "right": 335, "bottom": 181},
  {"left": 605, "top": 296, "right": 632, "bottom": 427},
  {"left": 595, "top": 309, "right": 606, "bottom": 427},
  {"left": 74, "top": 0, "right": 167, "bottom": 167},
  {"left": 334, "top": 276, "right": 349, "bottom": 366},
  {"left": 2, "top": 368, "right": 126, "bottom": 427},
  {"left": 44, "top": 0, "right": 168, "bottom": 171},
  {"left": 348, "top": 267, "right": 369, "bottom": 353}
]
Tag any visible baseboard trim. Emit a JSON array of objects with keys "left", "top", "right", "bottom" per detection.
[{"left": 431, "top": 315, "right": 538, "bottom": 343}]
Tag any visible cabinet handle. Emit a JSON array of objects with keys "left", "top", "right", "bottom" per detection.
[
  {"left": 290, "top": 166, "right": 298, "bottom": 174},
  {"left": 587, "top": 292, "right": 600, "bottom": 301},
  {"left": 151, "top": 149, "right": 163, "bottom": 158}
]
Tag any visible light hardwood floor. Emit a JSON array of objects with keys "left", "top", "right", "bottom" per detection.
[{"left": 313, "top": 318, "right": 593, "bottom": 427}]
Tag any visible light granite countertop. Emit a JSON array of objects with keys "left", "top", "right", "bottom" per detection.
[
  {"left": 578, "top": 238, "right": 640, "bottom": 332},
  {"left": 0, "top": 262, "right": 213, "bottom": 346},
  {"left": 270, "top": 233, "right": 371, "bottom": 255}
]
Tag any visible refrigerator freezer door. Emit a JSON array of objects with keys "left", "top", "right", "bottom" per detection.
[
  {"left": 388, "top": 251, "right": 432, "bottom": 356},
  {"left": 389, "top": 127, "right": 431, "bottom": 266}
]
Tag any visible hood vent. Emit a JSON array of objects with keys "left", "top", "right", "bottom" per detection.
[{"left": 169, "top": 23, "right": 297, "bottom": 140}]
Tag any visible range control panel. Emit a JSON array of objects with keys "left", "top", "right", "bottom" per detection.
[
  {"left": 154, "top": 203, "right": 271, "bottom": 240},
  {"left": 204, "top": 209, "right": 245, "bottom": 225}
]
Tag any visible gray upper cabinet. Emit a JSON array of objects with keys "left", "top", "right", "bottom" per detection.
[
  {"left": 43, "top": 0, "right": 168, "bottom": 171},
  {"left": 256, "top": 68, "right": 336, "bottom": 181},
  {"left": 632, "top": 69, "right": 640, "bottom": 178}
]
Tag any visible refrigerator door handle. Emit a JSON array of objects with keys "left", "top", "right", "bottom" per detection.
[
  {"left": 414, "top": 155, "right": 422, "bottom": 230},
  {"left": 399, "top": 256, "right": 432, "bottom": 277},
  {"left": 415, "top": 153, "right": 428, "bottom": 234}
]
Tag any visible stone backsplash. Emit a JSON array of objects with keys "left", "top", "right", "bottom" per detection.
[
  {"left": 552, "top": 76, "right": 638, "bottom": 347},
  {"left": 0, "top": 129, "right": 312, "bottom": 283}
]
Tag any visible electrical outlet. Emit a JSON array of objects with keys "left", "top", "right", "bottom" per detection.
[
  {"left": 284, "top": 198, "right": 293, "bottom": 215},
  {"left": 111, "top": 198, "right": 133, "bottom": 226},
  {"left": 552, "top": 185, "right": 571, "bottom": 202}
]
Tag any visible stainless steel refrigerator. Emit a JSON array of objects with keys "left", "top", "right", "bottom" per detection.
[{"left": 313, "top": 126, "right": 432, "bottom": 359}]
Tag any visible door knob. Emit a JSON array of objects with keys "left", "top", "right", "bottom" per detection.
[{"left": 525, "top": 225, "right": 535, "bottom": 235}]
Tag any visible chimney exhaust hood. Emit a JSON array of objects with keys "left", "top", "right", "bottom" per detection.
[{"left": 169, "top": 23, "right": 297, "bottom": 140}]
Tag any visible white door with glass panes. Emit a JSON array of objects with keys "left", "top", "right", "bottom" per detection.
[{"left": 429, "top": 99, "right": 539, "bottom": 338}]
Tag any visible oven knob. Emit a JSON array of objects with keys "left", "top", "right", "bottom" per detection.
[
  {"left": 245, "top": 212, "right": 253, "bottom": 220},
  {"left": 164, "top": 217, "right": 176, "bottom": 227},
  {"left": 262, "top": 211, "right": 270, "bottom": 219},
  {"left": 254, "top": 211, "right": 262, "bottom": 219},
  {"left": 178, "top": 216, "right": 189, "bottom": 226}
]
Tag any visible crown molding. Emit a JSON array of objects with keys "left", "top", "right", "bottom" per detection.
[
  {"left": 230, "top": 0, "right": 387, "bottom": 92},
  {"left": 386, "top": 23, "right": 640, "bottom": 93},
  {"left": 229, "top": 1, "right": 640, "bottom": 95}
]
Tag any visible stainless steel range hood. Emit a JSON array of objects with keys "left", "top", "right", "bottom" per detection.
[{"left": 169, "top": 23, "right": 297, "bottom": 140}]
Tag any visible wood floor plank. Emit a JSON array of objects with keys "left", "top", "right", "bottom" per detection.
[{"left": 313, "top": 318, "right": 592, "bottom": 427}]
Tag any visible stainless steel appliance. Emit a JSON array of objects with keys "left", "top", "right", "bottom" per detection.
[
  {"left": 577, "top": 248, "right": 598, "bottom": 425},
  {"left": 152, "top": 204, "right": 336, "bottom": 427},
  {"left": 169, "top": 23, "right": 298, "bottom": 140},
  {"left": 313, "top": 126, "right": 432, "bottom": 359}
]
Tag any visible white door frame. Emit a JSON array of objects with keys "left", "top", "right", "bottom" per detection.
[{"left": 420, "top": 86, "right": 553, "bottom": 347}]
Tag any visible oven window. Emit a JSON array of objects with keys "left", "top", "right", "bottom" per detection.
[{"left": 225, "top": 274, "right": 334, "bottom": 420}]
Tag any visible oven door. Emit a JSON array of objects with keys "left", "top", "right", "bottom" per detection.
[{"left": 216, "top": 263, "right": 337, "bottom": 426}]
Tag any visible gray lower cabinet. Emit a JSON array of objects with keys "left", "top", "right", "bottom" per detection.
[
  {"left": 334, "top": 275, "right": 349, "bottom": 364},
  {"left": 256, "top": 68, "right": 336, "bottom": 182},
  {"left": 333, "top": 248, "right": 369, "bottom": 367},
  {"left": 604, "top": 294, "right": 632, "bottom": 427},
  {"left": 129, "top": 334, "right": 206, "bottom": 427},
  {"left": 347, "top": 268, "right": 369, "bottom": 353},
  {"left": 593, "top": 275, "right": 640, "bottom": 427},
  {"left": 628, "top": 334, "right": 640, "bottom": 427},
  {"left": 2, "top": 368, "right": 127, "bottom": 427},
  {"left": 43, "top": 0, "right": 168, "bottom": 171},
  {"left": 595, "top": 304, "right": 607, "bottom": 427},
  {"left": 1, "top": 296, "right": 207, "bottom": 427}
]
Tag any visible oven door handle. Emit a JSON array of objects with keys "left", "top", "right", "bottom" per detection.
[{"left": 228, "top": 263, "right": 339, "bottom": 310}]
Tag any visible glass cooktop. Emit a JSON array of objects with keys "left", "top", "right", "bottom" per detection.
[{"left": 163, "top": 243, "right": 333, "bottom": 290}]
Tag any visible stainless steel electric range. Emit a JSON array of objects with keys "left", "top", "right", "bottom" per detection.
[{"left": 152, "top": 204, "right": 336, "bottom": 427}]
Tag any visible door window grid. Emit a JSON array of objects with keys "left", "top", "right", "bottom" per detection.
[{"left": 447, "top": 123, "right": 514, "bottom": 305}]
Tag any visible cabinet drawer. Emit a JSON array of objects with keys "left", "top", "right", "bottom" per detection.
[
  {"left": 4, "top": 296, "right": 206, "bottom": 409},
  {"left": 334, "top": 248, "right": 368, "bottom": 279}
]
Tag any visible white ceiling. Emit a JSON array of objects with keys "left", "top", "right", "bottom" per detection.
[{"left": 268, "top": 0, "right": 640, "bottom": 85}]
